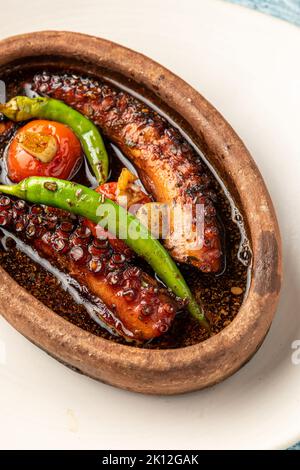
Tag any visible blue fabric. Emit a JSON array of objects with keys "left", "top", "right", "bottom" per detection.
[
  {"left": 227, "top": 0, "right": 300, "bottom": 26},
  {"left": 226, "top": 0, "right": 300, "bottom": 450},
  {"left": 290, "top": 443, "right": 300, "bottom": 449}
]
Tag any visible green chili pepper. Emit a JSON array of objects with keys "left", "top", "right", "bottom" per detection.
[
  {"left": 0, "top": 96, "right": 109, "bottom": 184},
  {"left": 0, "top": 176, "right": 209, "bottom": 329}
]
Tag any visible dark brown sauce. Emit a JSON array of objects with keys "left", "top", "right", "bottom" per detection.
[{"left": 0, "top": 68, "right": 251, "bottom": 349}]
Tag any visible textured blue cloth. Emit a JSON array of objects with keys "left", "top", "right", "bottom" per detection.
[
  {"left": 226, "top": 0, "right": 300, "bottom": 450},
  {"left": 228, "top": 0, "right": 300, "bottom": 26}
]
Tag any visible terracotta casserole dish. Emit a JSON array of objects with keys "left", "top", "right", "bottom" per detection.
[{"left": 0, "top": 31, "right": 282, "bottom": 394}]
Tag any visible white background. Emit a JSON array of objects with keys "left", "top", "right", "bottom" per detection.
[{"left": 0, "top": 0, "right": 300, "bottom": 450}]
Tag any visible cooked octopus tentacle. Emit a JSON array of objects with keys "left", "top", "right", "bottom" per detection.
[
  {"left": 32, "top": 73, "right": 222, "bottom": 273},
  {"left": 0, "top": 195, "right": 178, "bottom": 341}
]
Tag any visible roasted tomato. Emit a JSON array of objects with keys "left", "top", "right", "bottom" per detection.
[
  {"left": 95, "top": 182, "right": 118, "bottom": 200},
  {"left": 7, "top": 120, "right": 82, "bottom": 182}
]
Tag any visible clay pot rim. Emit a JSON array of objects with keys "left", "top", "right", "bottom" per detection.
[{"left": 0, "top": 31, "right": 282, "bottom": 389}]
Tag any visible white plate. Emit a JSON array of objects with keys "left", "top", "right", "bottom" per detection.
[{"left": 0, "top": 0, "right": 299, "bottom": 451}]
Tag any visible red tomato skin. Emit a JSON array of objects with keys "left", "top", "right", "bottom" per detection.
[
  {"left": 95, "top": 182, "right": 117, "bottom": 200},
  {"left": 7, "top": 120, "right": 82, "bottom": 183}
]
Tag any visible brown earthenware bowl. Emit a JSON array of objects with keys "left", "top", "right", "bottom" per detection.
[{"left": 0, "top": 31, "right": 282, "bottom": 394}]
